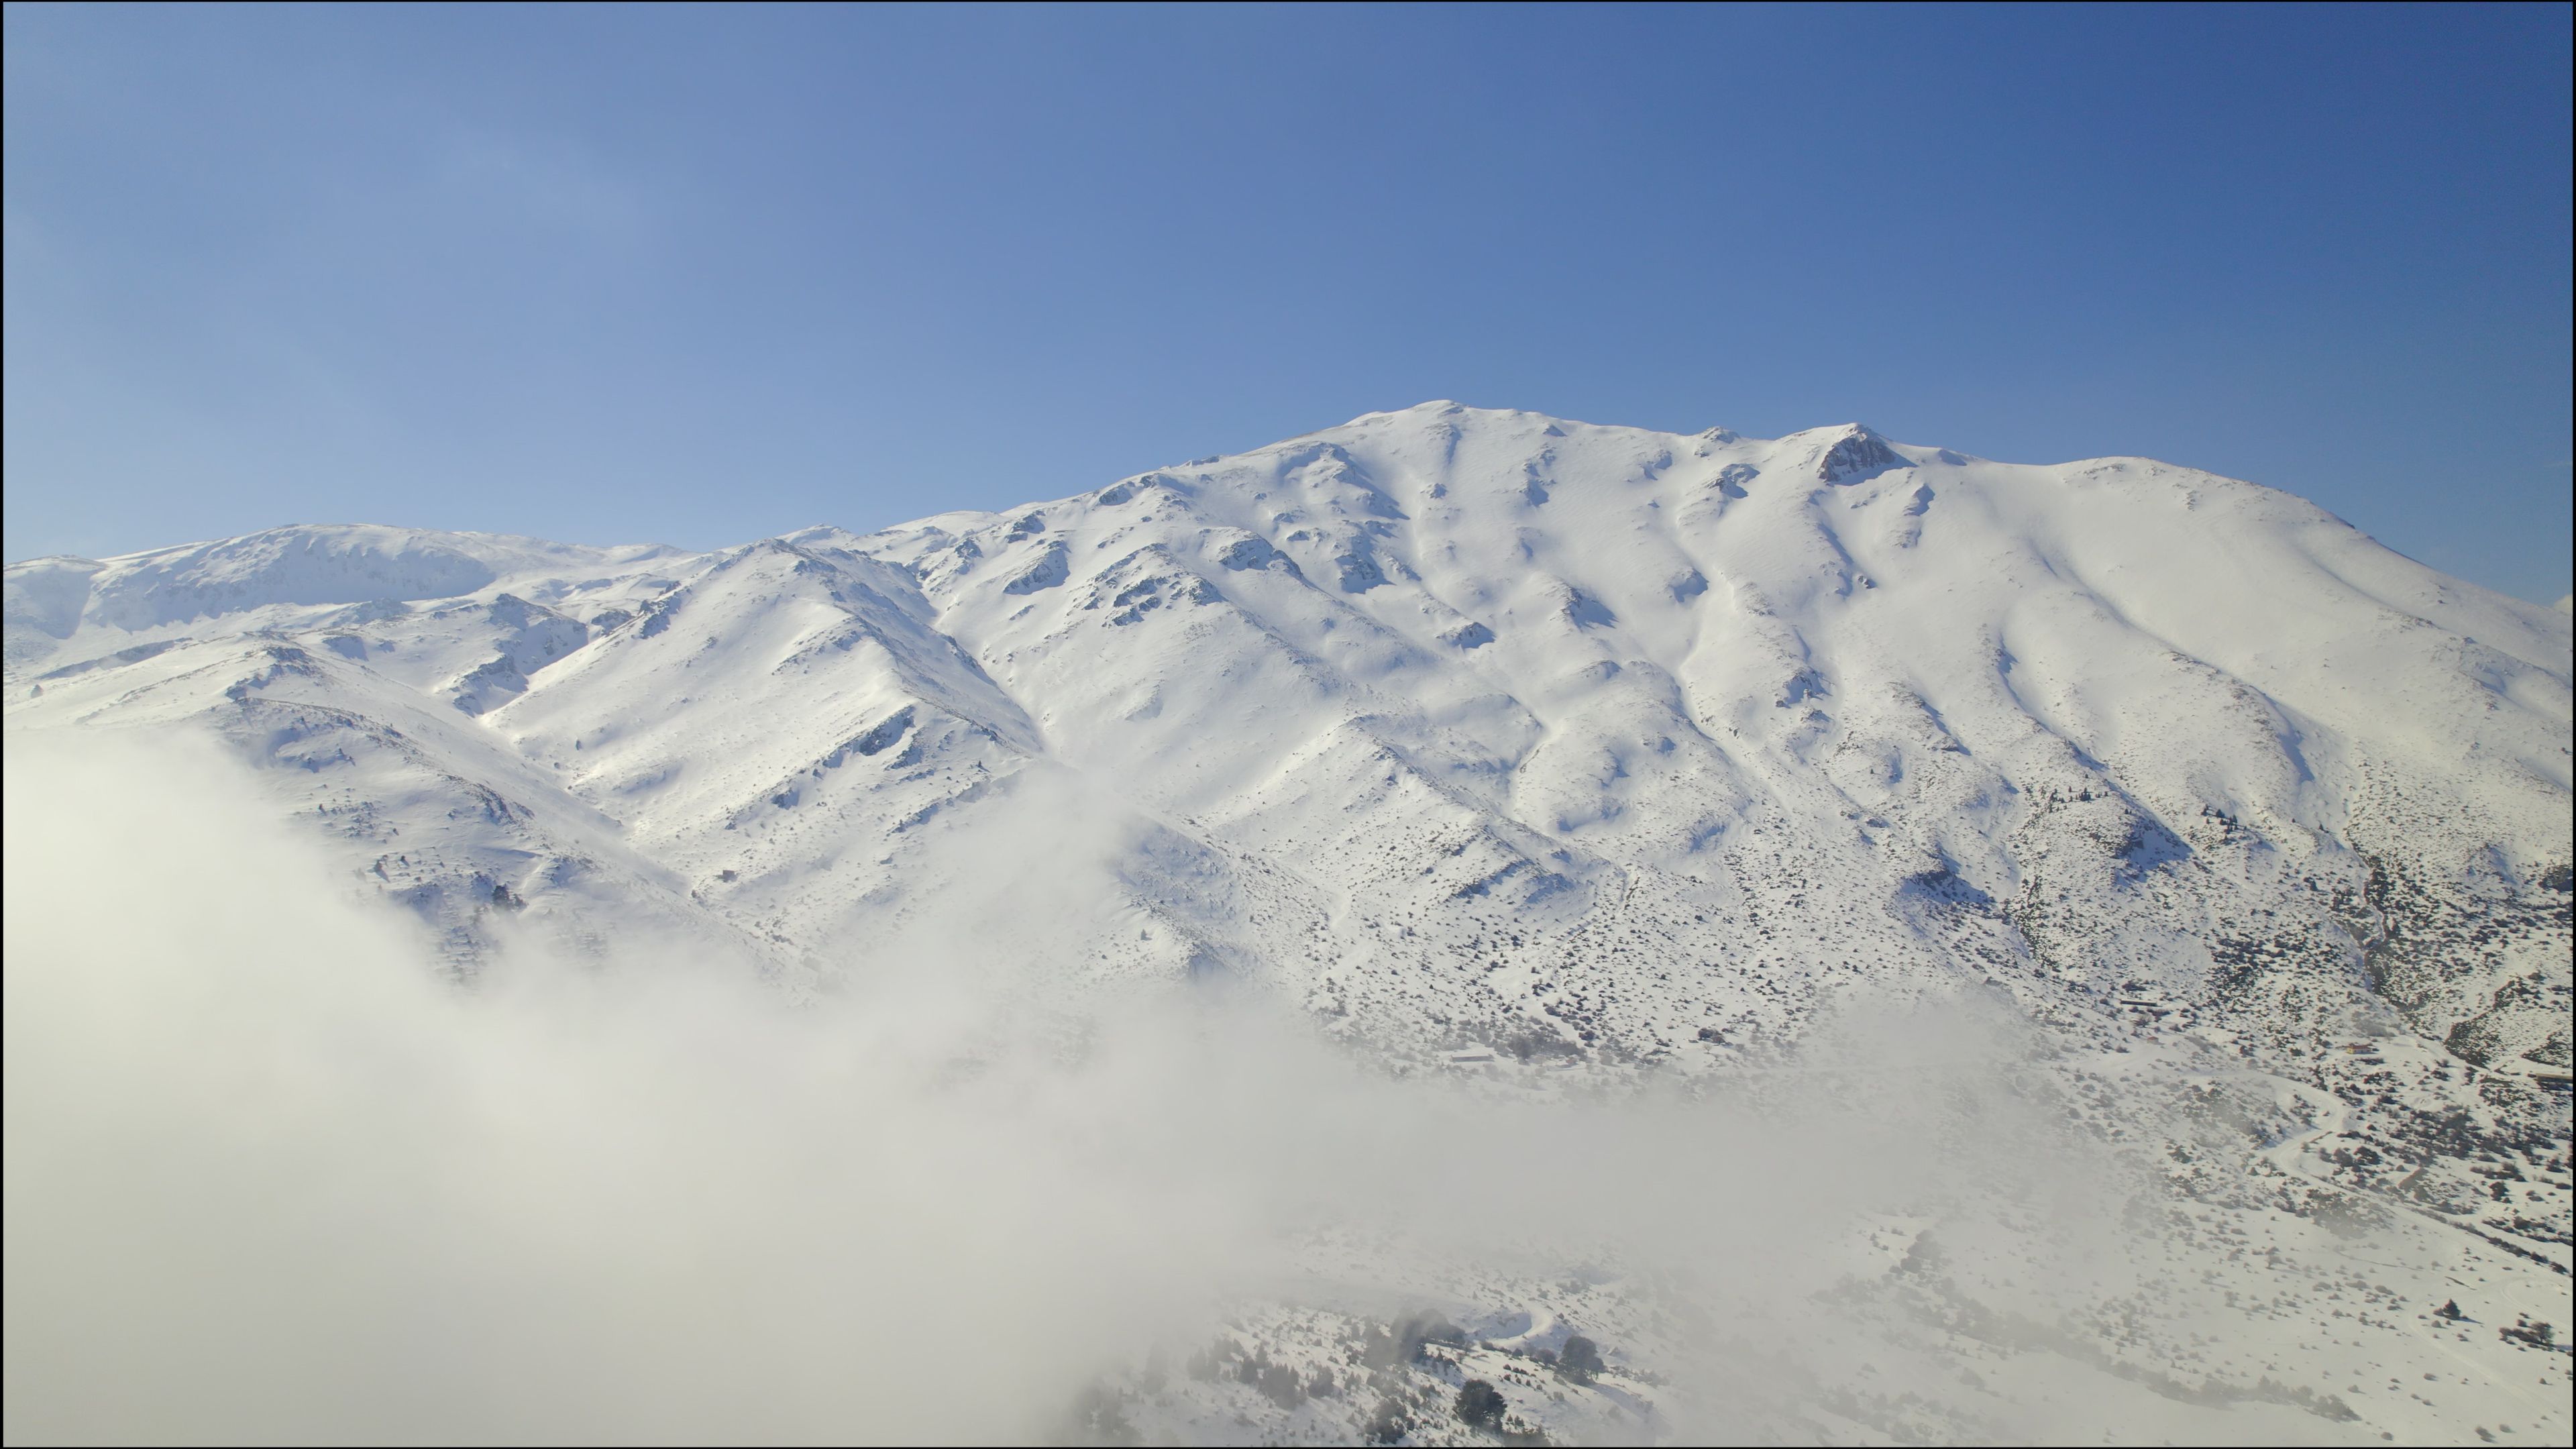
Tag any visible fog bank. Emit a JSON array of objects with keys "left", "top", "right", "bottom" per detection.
[{"left": 6, "top": 731, "right": 2188, "bottom": 1444}]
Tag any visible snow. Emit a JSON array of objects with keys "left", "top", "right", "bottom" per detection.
[{"left": 5, "top": 401, "right": 2569, "bottom": 1444}]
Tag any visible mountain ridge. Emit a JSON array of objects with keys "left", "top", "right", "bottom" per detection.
[
  {"left": 11, "top": 400, "right": 2572, "bottom": 1442},
  {"left": 10, "top": 402, "right": 2567, "bottom": 989},
  {"left": 7, "top": 398, "right": 2569, "bottom": 1139}
]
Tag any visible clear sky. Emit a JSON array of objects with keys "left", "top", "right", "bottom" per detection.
[{"left": 5, "top": 3, "right": 2571, "bottom": 604}]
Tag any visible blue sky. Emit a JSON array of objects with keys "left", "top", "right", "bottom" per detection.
[{"left": 5, "top": 3, "right": 2570, "bottom": 603}]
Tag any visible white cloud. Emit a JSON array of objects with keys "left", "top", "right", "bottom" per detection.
[{"left": 1, "top": 729, "right": 2282, "bottom": 1444}]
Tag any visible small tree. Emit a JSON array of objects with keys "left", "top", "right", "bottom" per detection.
[
  {"left": 1557, "top": 1336, "right": 1606, "bottom": 1383},
  {"left": 1457, "top": 1379, "right": 1507, "bottom": 1432},
  {"left": 1256, "top": 1362, "right": 1303, "bottom": 1408}
]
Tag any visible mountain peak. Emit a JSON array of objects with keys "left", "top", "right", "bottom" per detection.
[
  {"left": 7, "top": 399, "right": 2569, "bottom": 1449},
  {"left": 1772, "top": 421, "right": 1907, "bottom": 483}
]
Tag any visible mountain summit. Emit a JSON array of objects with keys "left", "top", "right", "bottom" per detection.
[
  {"left": 9, "top": 406, "right": 2566, "bottom": 1065},
  {"left": 9, "top": 402, "right": 2572, "bottom": 1128},
  {"left": 11, "top": 402, "right": 2571, "bottom": 1440}
]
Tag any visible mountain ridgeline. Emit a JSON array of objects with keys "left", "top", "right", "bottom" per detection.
[{"left": 7, "top": 400, "right": 2571, "bottom": 1238}]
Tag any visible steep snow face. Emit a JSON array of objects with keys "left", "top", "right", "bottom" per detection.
[
  {"left": 858, "top": 404, "right": 2569, "bottom": 1045},
  {"left": 7, "top": 401, "right": 2571, "bottom": 1213},
  {"left": 484, "top": 537, "right": 1043, "bottom": 940}
]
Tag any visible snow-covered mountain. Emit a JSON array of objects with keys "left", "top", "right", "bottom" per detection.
[
  {"left": 7, "top": 402, "right": 2571, "bottom": 1443},
  {"left": 12, "top": 404, "right": 2564, "bottom": 1065}
]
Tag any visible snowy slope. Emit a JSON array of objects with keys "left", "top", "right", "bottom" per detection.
[
  {"left": 9, "top": 400, "right": 2567, "bottom": 1084},
  {"left": 7, "top": 403, "right": 2571, "bottom": 1444}
]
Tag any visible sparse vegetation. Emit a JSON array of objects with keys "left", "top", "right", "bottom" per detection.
[{"left": 1456, "top": 1378, "right": 1507, "bottom": 1432}]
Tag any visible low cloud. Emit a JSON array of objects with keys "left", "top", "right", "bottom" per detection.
[{"left": 8, "top": 729, "right": 2178, "bottom": 1444}]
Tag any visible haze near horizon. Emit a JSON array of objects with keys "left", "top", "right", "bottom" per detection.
[{"left": 3, "top": 3, "right": 2571, "bottom": 603}]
